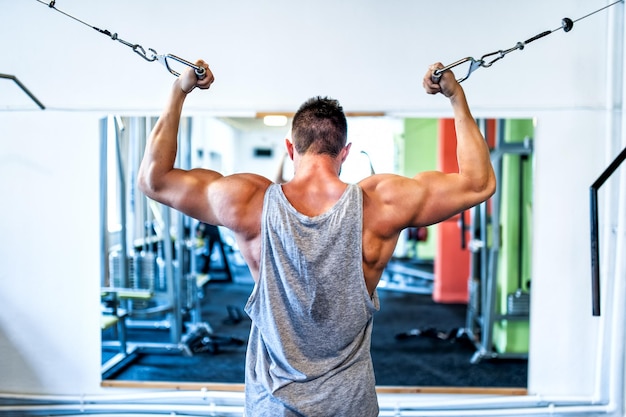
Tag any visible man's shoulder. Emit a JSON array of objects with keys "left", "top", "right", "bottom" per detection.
[
  {"left": 218, "top": 173, "right": 273, "bottom": 192},
  {"left": 210, "top": 174, "right": 271, "bottom": 227},
  {"left": 358, "top": 173, "right": 411, "bottom": 196}
]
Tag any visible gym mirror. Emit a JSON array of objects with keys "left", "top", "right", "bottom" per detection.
[{"left": 99, "top": 115, "right": 532, "bottom": 392}]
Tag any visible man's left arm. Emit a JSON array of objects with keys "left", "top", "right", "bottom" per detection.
[{"left": 137, "top": 61, "right": 221, "bottom": 222}]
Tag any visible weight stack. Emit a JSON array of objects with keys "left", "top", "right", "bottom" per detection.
[
  {"left": 133, "top": 252, "right": 156, "bottom": 291},
  {"left": 507, "top": 289, "right": 530, "bottom": 316},
  {"left": 108, "top": 250, "right": 134, "bottom": 288}
]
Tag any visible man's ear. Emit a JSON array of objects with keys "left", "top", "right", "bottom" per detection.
[
  {"left": 340, "top": 142, "right": 352, "bottom": 163},
  {"left": 285, "top": 139, "right": 295, "bottom": 160}
]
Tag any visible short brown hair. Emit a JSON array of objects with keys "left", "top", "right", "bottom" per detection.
[{"left": 291, "top": 96, "right": 347, "bottom": 157}]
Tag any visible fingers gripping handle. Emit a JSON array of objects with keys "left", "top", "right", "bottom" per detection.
[
  {"left": 195, "top": 66, "right": 206, "bottom": 80},
  {"left": 431, "top": 68, "right": 443, "bottom": 83},
  {"left": 161, "top": 54, "right": 207, "bottom": 79},
  {"left": 430, "top": 59, "right": 466, "bottom": 83}
]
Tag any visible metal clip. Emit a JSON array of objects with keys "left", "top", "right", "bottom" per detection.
[
  {"left": 432, "top": 57, "right": 483, "bottom": 84},
  {"left": 133, "top": 45, "right": 158, "bottom": 62},
  {"left": 479, "top": 42, "right": 525, "bottom": 68},
  {"left": 431, "top": 40, "right": 526, "bottom": 84},
  {"left": 155, "top": 54, "right": 206, "bottom": 79}
]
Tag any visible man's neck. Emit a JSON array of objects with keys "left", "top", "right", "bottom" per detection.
[{"left": 292, "top": 154, "right": 341, "bottom": 181}]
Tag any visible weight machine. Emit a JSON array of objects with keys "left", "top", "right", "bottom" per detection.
[
  {"left": 395, "top": 119, "right": 533, "bottom": 364},
  {"left": 462, "top": 119, "right": 533, "bottom": 363},
  {"left": 99, "top": 116, "right": 241, "bottom": 379}
]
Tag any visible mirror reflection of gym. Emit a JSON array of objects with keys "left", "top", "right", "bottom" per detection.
[{"left": 99, "top": 115, "right": 532, "bottom": 389}]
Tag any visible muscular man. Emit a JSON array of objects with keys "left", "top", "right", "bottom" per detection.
[{"left": 138, "top": 61, "right": 495, "bottom": 416}]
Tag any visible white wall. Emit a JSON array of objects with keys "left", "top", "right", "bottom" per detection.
[
  {"left": 233, "top": 127, "right": 287, "bottom": 178},
  {"left": 1, "top": 0, "right": 625, "bottom": 414},
  {"left": 0, "top": 112, "right": 103, "bottom": 393},
  {"left": 529, "top": 110, "right": 607, "bottom": 396},
  {"left": 192, "top": 117, "right": 238, "bottom": 174}
]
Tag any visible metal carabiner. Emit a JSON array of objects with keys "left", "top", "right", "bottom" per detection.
[
  {"left": 431, "top": 56, "right": 483, "bottom": 84},
  {"left": 155, "top": 54, "right": 206, "bottom": 79},
  {"left": 479, "top": 42, "right": 525, "bottom": 68},
  {"left": 132, "top": 45, "right": 158, "bottom": 62}
]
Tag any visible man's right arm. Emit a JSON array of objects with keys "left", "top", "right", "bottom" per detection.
[
  {"left": 137, "top": 64, "right": 224, "bottom": 225},
  {"left": 137, "top": 62, "right": 270, "bottom": 230}
]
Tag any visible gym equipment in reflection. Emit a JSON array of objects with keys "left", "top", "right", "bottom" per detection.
[
  {"left": 196, "top": 222, "right": 233, "bottom": 281},
  {"left": 99, "top": 116, "right": 242, "bottom": 379},
  {"left": 379, "top": 227, "right": 434, "bottom": 295},
  {"left": 463, "top": 119, "right": 533, "bottom": 363},
  {"left": 394, "top": 119, "right": 532, "bottom": 363}
]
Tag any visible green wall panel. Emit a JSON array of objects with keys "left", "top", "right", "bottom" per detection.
[
  {"left": 401, "top": 119, "right": 437, "bottom": 260},
  {"left": 494, "top": 119, "right": 533, "bottom": 354}
]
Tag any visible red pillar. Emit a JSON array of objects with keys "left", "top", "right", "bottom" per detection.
[{"left": 433, "top": 118, "right": 470, "bottom": 303}]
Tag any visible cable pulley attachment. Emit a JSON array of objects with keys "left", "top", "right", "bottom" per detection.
[
  {"left": 35, "top": 0, "right": 206, "bottom": 79},
  {"left": 432, "top": 0, "right": 623, "bottom": 83},
  {"left": 561, "top": 18, "right": 574, "bottom": 33}
]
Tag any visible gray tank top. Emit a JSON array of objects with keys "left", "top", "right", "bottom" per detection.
[{"left": 244, "top": 183, "right": 380, "bottom": 417}]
